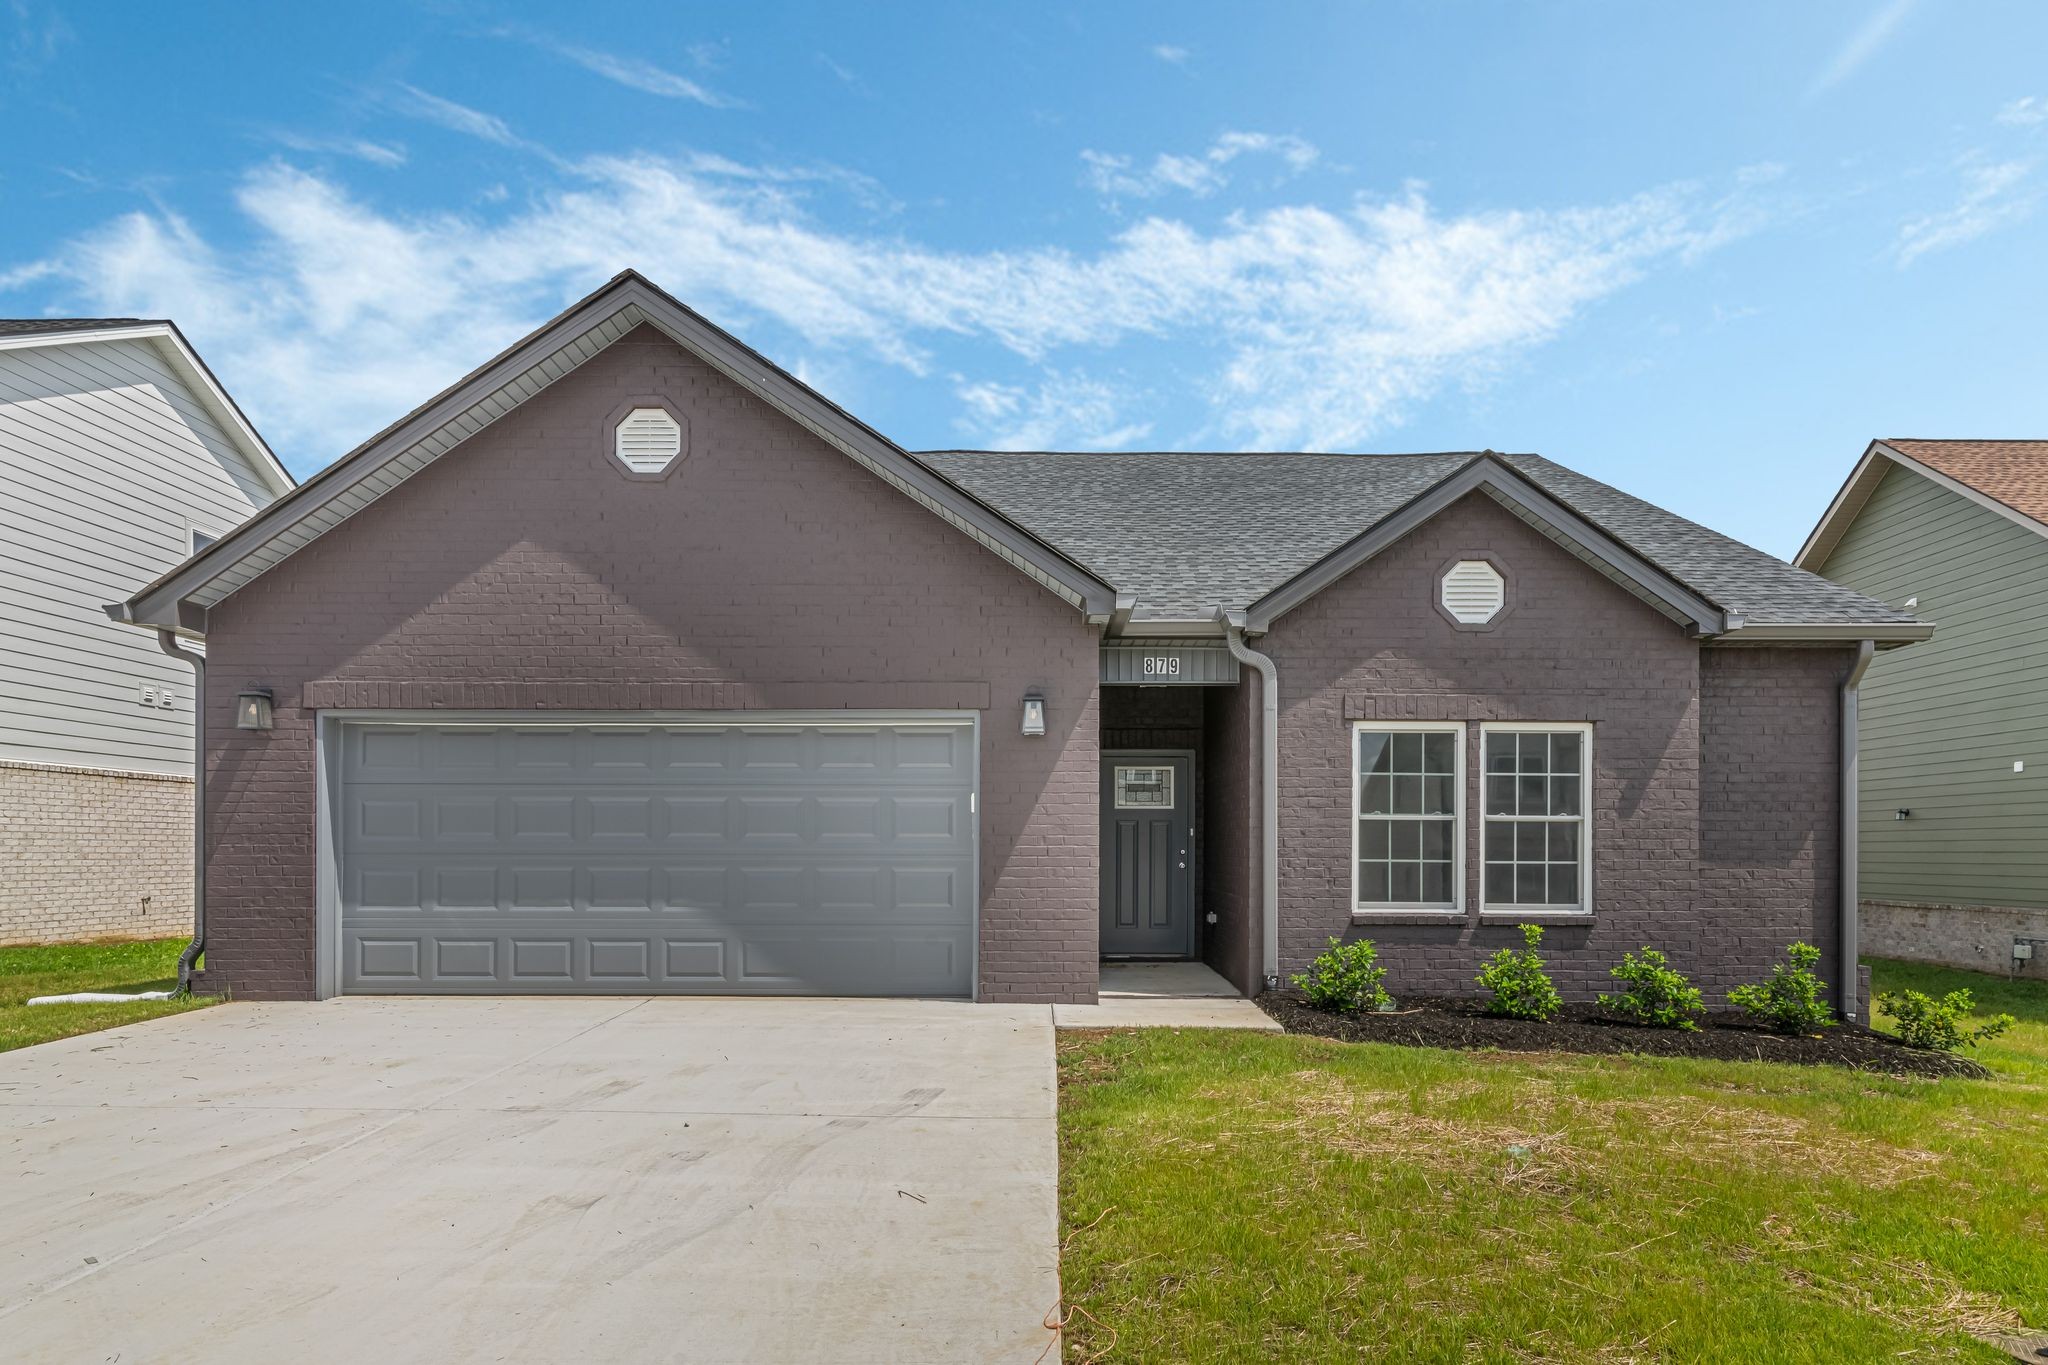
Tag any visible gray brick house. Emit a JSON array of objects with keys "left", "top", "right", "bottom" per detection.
[{"left": 115, "top": 272, "right": 1927, "bottom": 1013}]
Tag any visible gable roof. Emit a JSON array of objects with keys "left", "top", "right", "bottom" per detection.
[
  {"left": 1798, "top": 439, "right": 2048, "bottom": 571},
  {"left": 0, "top": 316, "right": 150, "bottom": 337},
  {"left": 923, "top": 449, "right": 1926, "bottom": 640},
  {"left": 0, "top": 318, "right": 294, "bottom": 497},
  {"left": 114, "top": 271, "right": 1118, "bottom": 635}
]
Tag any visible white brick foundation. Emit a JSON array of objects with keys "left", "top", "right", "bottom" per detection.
[
  {"left": 0, "top": 760, "right": 194, "bottom": 944},
  {"left": 1861, "top": 898, "right": 2048, "bottom": 980}
]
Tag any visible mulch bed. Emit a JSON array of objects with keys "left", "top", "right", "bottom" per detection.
[{"left": 1257, "top": 993, "right": 1989, "bottom": 1079}]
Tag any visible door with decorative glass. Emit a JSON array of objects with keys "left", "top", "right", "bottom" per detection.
[{"left": 1099, "top": 752, "right": 1194, "bottom": 956}]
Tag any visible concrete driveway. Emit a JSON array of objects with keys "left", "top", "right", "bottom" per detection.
[{"left": 0, "top": 998, "right": 1059, "bottom": 1363}]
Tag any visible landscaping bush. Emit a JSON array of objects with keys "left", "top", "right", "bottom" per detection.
[
  {"left": 1878, "top": 987, "right": 2015, "bottom": 1052},
  {"left": 1728, "top": 942, "right": 1834, "bottom": 1033},
  {"left": 1476, "top": 923, "right": 1562, "bottom": 1021},
  {"left": 1291, "top": 936, "right": 1391, "bottom": 1014},
  {"left": 1598, "top": 948, "right": 1705, "bottom": 1030}
]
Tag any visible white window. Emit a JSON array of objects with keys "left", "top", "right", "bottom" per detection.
[
  {"left": 614, "top": 407, "right": 683, "bottom": 473},
  {"left": 1480, "top": 724, "right": 1592, "bottom": 913},
  {"left": 1353, "top": 723, "right": 1463, "bottom": 911},
  {"left": 1441, "top": 559, "right": 1505, "bottom": 624},
  {"left": 190, "top": 528, "right": 218, "bottom": 554},
  {"left": 1114, "top": 765, "right": 1174, "bottom": 809}
]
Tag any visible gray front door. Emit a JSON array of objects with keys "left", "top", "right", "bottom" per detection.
[
  {"left": 336, "top": 718, "right": 976, "bottom": 996},
  {"left": 1099, "top": 752, "right": 1192, "bottom": 957}
]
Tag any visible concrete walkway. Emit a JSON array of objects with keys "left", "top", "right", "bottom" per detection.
[
  {"left": 1054, "top": 962, "right": 1282, "bottom": 1031},
  {"left": 0, "top": 998, "right": 1059, "bottom": 1364}
]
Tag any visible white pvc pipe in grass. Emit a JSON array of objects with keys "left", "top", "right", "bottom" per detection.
[{"left": 25, "top": 991, "right": 176, "bottom": 1006}]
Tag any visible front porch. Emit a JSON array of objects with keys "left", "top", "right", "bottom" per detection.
[
  {"left": 1098, "top": 672, "right": 1263, "bottom": 1001},
  {"left": 1055, "top": 960, "right": 1280, "bottom": 1030}
]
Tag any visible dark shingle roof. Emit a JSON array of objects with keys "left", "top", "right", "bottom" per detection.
[
  {"left": 0, "top": 317, "right": 154, "bottom": 337},
  {"left": 919, "top": 449, "right": 1916, "bottom": 628}
]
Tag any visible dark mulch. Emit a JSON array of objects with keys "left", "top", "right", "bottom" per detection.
[{"left": 1256, "top": 993, "right": 1989, "bottom": 1079}]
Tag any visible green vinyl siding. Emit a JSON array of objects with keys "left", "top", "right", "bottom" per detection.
[{"left": 1818, "top": 464, "right": 2048, "bottom": 908}]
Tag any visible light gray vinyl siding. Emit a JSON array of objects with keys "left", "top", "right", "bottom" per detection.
[
  {"left": 1817, "top": 464, "right": 2048, "bottom": 909},
  {"left": 0, "top": 337, "right": 277, "bottom": 775}
]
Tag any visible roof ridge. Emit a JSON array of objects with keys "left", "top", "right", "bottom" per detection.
[{"left": 918, "top": 448, "right": 1519, "bottom": 460}]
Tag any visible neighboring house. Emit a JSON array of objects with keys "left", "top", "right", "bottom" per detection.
[
  {"left": 114, "top": 272, "right": 1925, "bottom": 1012},
  {"left": 1799, "top": 439, "right": 2048, "bottom": 979},
  {"left": 1, "top": 318, "right": 292, "bottom": 944}
]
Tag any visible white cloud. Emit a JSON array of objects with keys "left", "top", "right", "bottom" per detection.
[
  {"left": 1894, "top": 157, "right": 2036, "bottom": 265},
  {"left": 1151, "top": 44, "right": 1190, "bottom": 65},
  {"left": 954, "top": 373, "right": 1152, "bottom": 451},
  {"left": 1, "top": 155, "right": 1761, "bottom": 463},
  {"left": 389, "top": 84, "right": 525, "bottom": 148},
  {"left": 268, "top": 131, "right": 407, "bottom": 167},
  {"left": 1081, "top": 131, "right": 1319, "bottom": 201},
  {"left": 1997, "top": 96, "right": 2048, "bottom": 127},
  {"left": 546, "top": 40, "right": 738, "bottom": 107},
  {"left": 1807, "top": 0, "right": 1916, "bottom": 100}
]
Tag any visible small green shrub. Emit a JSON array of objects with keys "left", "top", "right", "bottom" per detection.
[
  {"left": 1291, "top": 936, "right": 1391, "bottom": 1014},
  {"left": 1476, "top": 923, "right": 1563, "bottom": 1021},
  {"left": 1878, "top": 988, "right": 2015, "bottom": 1052},
  {"left": 1598, "top": 948, "right": 1705, "bottom": 1030},
  {"left": 1728, "top": 942, "right": 1834, "bottom": 1033}
]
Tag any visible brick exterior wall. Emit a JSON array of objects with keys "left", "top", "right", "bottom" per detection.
[
  {"left": 0, "top": 760, "right": 194, "bottom": 944},
  {"left": 1698, "top": 646, "right": 1854, "bottom": 1007},
  {"left": 1862, "top": 899, "right": 2048, "bottom": 979},
  {"left": 1261, "top": 491, "right": 1853, "bottom": 1005},
  {"left": 199, "top": 324, "right": 1101, "bottom": 1003}
]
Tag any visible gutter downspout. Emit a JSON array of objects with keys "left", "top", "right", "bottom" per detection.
[
  {"left": 1840, "top": 639, "right": 1875, "bottom": 1021},
  {"left": 1219, "top": 610, "right": 1280, "bottom": 990},
  {"left": 157, "top": 629, "right": 205, "bottom": 995}
]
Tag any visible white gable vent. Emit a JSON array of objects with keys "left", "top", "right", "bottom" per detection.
[
  {"left": 1440, "top": 559, "right": 1505, "bottom": 624},
  {"left": 614, "top": 406, "right": 683, "bottom": 474}
]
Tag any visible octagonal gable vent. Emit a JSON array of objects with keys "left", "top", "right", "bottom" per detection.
[
  {"left": 615, "top": 407, "right": 683, "bottom": 474},
  {"left": 1441, "top": 559, "right": 1505, "bottom": 624}
]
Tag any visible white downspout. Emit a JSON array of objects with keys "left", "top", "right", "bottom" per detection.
[
  {"left": 1840, "top": 639, "right": 1875, "bottom": 1021},
  {"left": 1219, "top": 610, "right": 1280, "bottom": 989}
]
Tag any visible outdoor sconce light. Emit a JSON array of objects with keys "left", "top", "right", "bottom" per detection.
[
  {"left": 1894, "top": 808, "right": 1911, "bottom": 821},
  {"left": 235, "top": 687, "right": 274, "bottom": 731},
  {"left": 1020, "top": 691, "right": 1046, "bottom": 737}
]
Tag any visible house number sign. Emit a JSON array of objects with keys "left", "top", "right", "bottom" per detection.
[{"left": 1098, "top": 643, "right": 1241, "bottom": 685}]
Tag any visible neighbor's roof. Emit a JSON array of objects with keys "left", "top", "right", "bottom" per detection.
[
  {"left": 921, "top": 448, "right": 1923, "bottom": 634},
  {"left": 1881, "top": 439, "right": 2048, "bottom": 528},
  {"left": 1797, "top": 439, "right": 2048, "bottom": 570},
  {"left": 0, "top": 316, "right": 293, "bottom": 497},
  {"left": 0, "top": 316, "right": 154, "bottom": 337}
]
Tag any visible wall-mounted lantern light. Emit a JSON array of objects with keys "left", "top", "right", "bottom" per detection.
[
  {"left": 1894, "top": 808, "right": 1911, "bottom": 821},
  {"left": 235, "top": 686, "right": 274, "bottom": 731},
  {"left": 1020, "top": 690, "right": 1046, "bottom": 737}
]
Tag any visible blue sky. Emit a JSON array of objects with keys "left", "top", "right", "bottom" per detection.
[{"left": 4, "top": 1, "right": 2045, "bottom": 558}]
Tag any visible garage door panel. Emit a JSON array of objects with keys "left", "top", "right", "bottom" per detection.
[{"left": 338, "top": 720, "right": 975, "bottom": 996}]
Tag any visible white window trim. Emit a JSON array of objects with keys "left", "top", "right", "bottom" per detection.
[
  {"left": 1479, "top": 722, "right": 1594, "bottom": 916},
  {"left": 1351, "top": 720, "right": 1465, "bottom": 915}
]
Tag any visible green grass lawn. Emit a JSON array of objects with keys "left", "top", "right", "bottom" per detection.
[
  {"left": 0, "top": 937, "right": 215, "bottom": 1053},
  {"left": 1057, "top": 958, "right": 2048, "bottom": 1363}
]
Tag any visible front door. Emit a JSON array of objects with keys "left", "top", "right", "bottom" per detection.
[{"left": 1099, "top": 752, "right": 1193, "bottom": 957}]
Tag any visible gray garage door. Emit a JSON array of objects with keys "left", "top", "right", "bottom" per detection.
[{"left": 336, "top": 719, "right": 976, "bottom": 996}]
